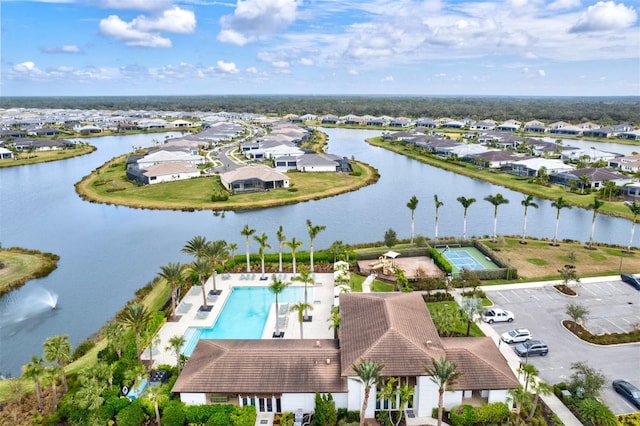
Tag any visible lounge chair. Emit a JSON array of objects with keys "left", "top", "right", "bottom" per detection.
[
  {"left": 277, "top": 316, "right": 288, "bottom": 329},
  {"left": 278, "top": 303, "right": 289, "bottom": 315},
  {"left": 195, "top": 309, "right": 209, "bottom": 320}
]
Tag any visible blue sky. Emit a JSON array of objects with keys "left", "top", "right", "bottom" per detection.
[{"left": 2, "top": 0, "right": 639, "bottom": 97}]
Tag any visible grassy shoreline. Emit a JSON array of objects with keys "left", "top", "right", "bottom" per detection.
[
  {"left": 75, "top": 156, "right": 379, "bottom": 211},
  {"left": 0, "top": 248, "right": 60, "bottom": 297},
  {"left": 366, "top": 136, "right": 635, "bottom": 221},
  {"left": 0, "top": 145, "right": 96, "bottom": 168}
]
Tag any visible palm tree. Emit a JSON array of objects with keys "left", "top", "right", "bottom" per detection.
[
  {"left": 277, "top": 225, "right": 286, "bottom": 273},
  {"left": 508, "top": 385, "right": 531, "bottom": 414},
  {"left": 406, "top": 195, "right": 419, "bottom": 245},
  {"left": 292, "top": 266, "right": 315, "bottom": 320},
  {"left": 484, "top": 193, "right": 509, "bottom": 241},
  {"left": 306, "top": 219, "right": 326, "bottom": 273},
  {"left": 551, "top": 196, "right": 572, "bottom": 245},
  {"left": 351, "top": 359, "right": 384, "bottom": 426},
  {"left": 587, "top": 196, "right": 604, "bottom": 249},
  {"left": 425, "top": 356, "right": 461, "bottom": 426},
  {"left": 269, "top": 277, "right": 288, "bottom": 337},
  {"left": 158, "top": 262, "right": 184, "bottom": 319},
  {"left": 22, "top": 356, "right": 44, "bottom": 411},
  {"left": 526, "top": 380, "right": 553, "bottom": 422},
  {"left": 203, "top": 240, "right": 229, "bottom": 294},
  {"left": 459, "top": 296, "right": 484, "bottom": 337},
  {"left": 327, "top": 306, "right": 341, "bottom": 339},
  {"left": 182, "top": 235, "right": 208, "bottom": 259},
  {"left": 43, "top": 366, "right": 62, "bottom": 411},
  {"left": 43, "top": 334, "right": 72, "bottom": 392},
  {"left": 433, "top": 194, "right": 444, "bottom": 244},
  {"left": 456, "top": 196, "right": 476, "bottom": 240},
  {"left": 519, "top": 362, "right": 539, "bottom": 392},
  {"left": 228, "top": 242, "right": 238, "bottom": 261},
  {"left": 189, "top": 257, "right": 212, "bottom": 310},
  {"left": 240, "top": 224, "right": 256, "bottom": 273},
  {"left": 520, "top": 195, "right": 539, "bottom": 244},
  {"left": 290, "top": 302, "right": 314, "bottom": 338},
  {"left": 626, "top": 201, "right": 640, "bottom": 252},
  {"left": 254, "top": 232, "right": 271, "bottom": 279},
  {"left": 284, "top": 236, "right": 303, "bottom": 275},
  {"left": 579, "top": 174, "right": 590, "bottom": 194},
  {"left": 166, "top": 335, "right": 186, "bottom": 374},
  {"left": 118, "top": 303, "right": 152, "bottom": 359}
]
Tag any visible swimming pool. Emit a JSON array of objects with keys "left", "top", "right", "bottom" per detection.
[{"left": 182, "top": 286, "right": 307, "bottom": 356}]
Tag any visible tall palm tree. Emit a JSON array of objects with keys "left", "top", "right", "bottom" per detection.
[
  {"left": 306, "top": 219, "right": 326, "bottom": 273},
  {"left": 456, "top": 196, "right": 476, "bottom": 240},
  {"left": 290, "top": 302, "right": 314, "bottom": 339},
  {"left": 240, "top": 224, "right": 256, "bottom": 273},
  {"left": 43, "top": 334, "right": 72, "bottom": 392},
  {"left": 587, "top": 196, "right": 605, "bottom": 249},
  {"left": 277, "top": 225, "right": 286, "bottom": 273},
  {"left": 284, "top": 236, "right": 303, "bottom": 275},
  {"left": 166, "top": 335, "right": 186, "bottom": 374},
  {"left": 459, "top": 296, "right": 484, "bottom": 337},
  {"left": 520, "top": 195, "right": 539, "bottom": 244},
  {"left": 526, "top": 380, "right": 553, "bottom": 422},
  {"left": 551, "top": 196, "right": 572, "bottom": 245},
  {"left": 189, "top": 258, "right": 211, "bottom": 310},
  {"left": 118, "top": 302, "right": 152, "bottom": 359},
  {"left": 22, "top": 356, "right": 44, "bottom": 411},
  {"left": 519, "top": 362, "right": 539, "bottom": 392},
  {"left": 269, "top": 277, "right": 288, "bottom": 337},
  {"left": 228, "top": 242, "right": 238, "bottom": 262},
  {"left": 626, "top": 201, "right": 640, "bottom": 252},
  {"left": 292, "top": 266, "right": 314, "bottom": 320},
  {"left": 351, "top": 359, "right": 384, "bottom": 426},
  {"left": 406, "top": 195, "right": 419, "bottom": 245},
  {"left": 327, "top": 306, "right": 341, "bottom": 339},
  {"left": 43, "top": 365, "right": 62, "bottom": 411},
  {"left": 484, "top": 193, "right": 509, "bottom": 241},
  {"left": 158, "top": 262, "right": 184, "bottom": 319},
  {"left": 254, "top": 232, "right": 272, "bottom": 279},
  {"left": 425, "top": 356, "right": 461, "bottom": 426},
  {"left": 433, "top": 194, "right": 444, "bottom": 244},
  {"left": 182, "top": 235, "right": 208, "bottom": 259},
  {"left": 203, "top": 240, "right": 229, "bottom": 294},
  {"left": 579, "top": 174, "right": 590, "bottom": 194}
]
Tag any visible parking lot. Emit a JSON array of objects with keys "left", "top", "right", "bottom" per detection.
[{"left": 483, "top": 278, "right": 640, "bottom": 415}]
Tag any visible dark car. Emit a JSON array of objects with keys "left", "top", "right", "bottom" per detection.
[
  {"left": 613, "top": 380, "right": 640, "bottom": 409},
  {"left": 514, "top": 339, "right": 548, "bottom": 357},
  {"left": 621, "top": 274, "right": 640, "bottom": 290}
]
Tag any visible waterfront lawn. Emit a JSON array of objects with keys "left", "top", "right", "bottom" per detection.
[
  {"left": 0, "top": 145, "right": 96, "bottom": 168},
  {"left": 368, "top": 137, "right": 634, "bottom": 220},
  {"left": 0, "top": 248, "right": 59, "bottom": 297},
  {"left": 76, "top": 156, "right": 378, "bottom": 210}
]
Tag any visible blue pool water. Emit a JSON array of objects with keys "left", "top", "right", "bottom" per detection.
[{"left": 182, "top": 286, "right": 307, "bottom": 355}]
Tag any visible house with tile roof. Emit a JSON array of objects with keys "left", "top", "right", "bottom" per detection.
[
  {"left": 219, "top": 165, "right": 290, "bottom": 193},
  {"left": 172, "top": 292, "right": 518, "bottom": 418}
]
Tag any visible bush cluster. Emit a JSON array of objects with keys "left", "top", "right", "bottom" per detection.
[{"left": 449, "top": 402, "right": 510, "bottom": 426}]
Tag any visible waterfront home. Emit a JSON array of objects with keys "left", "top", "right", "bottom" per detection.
[{"left": 219, "top": 165, "right": 290, "bottom": 193}]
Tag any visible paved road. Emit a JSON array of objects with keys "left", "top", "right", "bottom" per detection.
[{"left": 483, "top": 277, "right": 640, "bottom": 415}]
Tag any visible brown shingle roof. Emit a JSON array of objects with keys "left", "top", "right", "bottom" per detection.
[
  {"left": 339, "top": 293, "right": 446, "bottom": 377},
  {"left": 172, "top": 339, "right": 346, "bottom": 394},
  {"left": 441, "top": 337, "right": 519, "bottom": 390}
]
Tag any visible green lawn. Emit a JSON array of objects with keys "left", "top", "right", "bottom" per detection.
[{"left": 0, "top": 145, "right": 96, "bottom": 168}]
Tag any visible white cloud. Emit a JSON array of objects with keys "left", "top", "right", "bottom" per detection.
[
  {"left": 299, "top": 57, "right": 314, "bottom": 65},
  {"left": 217, "top": 0, "right": 300, "bottom": 45},
  {"left": 13, "top": 61, "right": 40, "bottom": 73},
  {"left": 216, "top": 60, "right": 239, "bottom": 73},
  {"left": 42, "top": 45, "right": 82, "bottom": 54},
  {"left": 271, "top": 61, "right": 290, "bottom": 68},
  {"left": 547, "top": 0, "right": 581, "bottom": 11},
  {"left": 381, "top": 75, "right": 394, "bottom": 82},
  {"left": 570, "top": 1, "right": 637, "bottom": 32},
  {"left": 348, "top": 69, "right": 358, "bottom": 75},
  {"left": 100, "top": 15, "right": 173, "bottom": 47},
  {"left": 99, "top": 6, "right": 195, "bottom": 47},
  {"left": 538, "top": 69, "right": 546, "bottom": 77},
  {"left": 246, "top": 67, "right": 258, "bottom": 73}
]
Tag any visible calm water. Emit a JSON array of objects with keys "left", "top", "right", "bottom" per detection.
[
  {"left": 183, "top": 286, "right": 306, "bottom": 355},
  {"left": 0, "top": 128, "right": 634, "bottom": 376}
]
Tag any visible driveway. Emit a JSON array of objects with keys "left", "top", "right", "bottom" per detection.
[{"left": 482, "top": 278, "right": 640, "bottom": 415}]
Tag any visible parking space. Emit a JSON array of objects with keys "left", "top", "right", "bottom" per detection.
[{"left": 483, "top": 278, "right": 640, "bottom": 415}]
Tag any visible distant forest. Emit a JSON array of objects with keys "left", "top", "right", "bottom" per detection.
[{"left": 2, "top": 95, "right": 639, "bottom": 125}]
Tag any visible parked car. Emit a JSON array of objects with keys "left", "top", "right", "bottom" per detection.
[
  {"left": 620, "top": 274, "right": 640, "bottom": 290},
  {"left": 514, "top": 339, "right": 548, "bottom": 357},
  {"left": 482, "top": 308, "right": 514, "bottom": 324},
  {"left": 501, "top": 328, "right": 532, "bottom": 343},
  {"left": 613, "top": 380, "right": 640, "bottom": 409}
]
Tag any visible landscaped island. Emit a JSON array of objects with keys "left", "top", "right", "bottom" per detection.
[{"left": 0, "top": 247, "right": 59, "bottom": 297}]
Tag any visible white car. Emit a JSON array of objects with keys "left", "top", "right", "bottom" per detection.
[
  {"left": 501, "top": 328, "right": 532, "bottom": 343},
  {"left": 483, "top": 308, "right": 514, "bottom": 324}
]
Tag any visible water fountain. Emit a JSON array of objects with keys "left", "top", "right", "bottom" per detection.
[{"left": 0, "top": 287, "right": 59, "bottom": 326}]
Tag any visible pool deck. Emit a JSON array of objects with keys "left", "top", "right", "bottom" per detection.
[{"left": 144, "top": 272, "right": 337, "bottom": 368}]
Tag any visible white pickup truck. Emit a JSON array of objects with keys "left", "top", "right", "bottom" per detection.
[{"left": 483, "top": 308, "right": 514, "bottom": 324}]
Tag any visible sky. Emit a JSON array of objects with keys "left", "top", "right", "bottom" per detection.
[{"left": 1, "top": 0, "right": 639, "bottom": 97}]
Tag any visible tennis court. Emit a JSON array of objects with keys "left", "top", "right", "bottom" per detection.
[{"left": 437, "top": 246, "right": 500, "bottom": 277}]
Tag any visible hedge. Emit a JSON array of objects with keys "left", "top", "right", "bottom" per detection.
[{"left": 428, "top": 248, "right": 453, "bottom": 274}]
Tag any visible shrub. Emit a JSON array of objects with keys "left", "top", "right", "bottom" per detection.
[
  {"left": 422, "top": 292, "right": 454, "bottom": 303},
  {"left": 230, "top": 405, "right": 257, "bottom": 426},
  {"left": 312, "top": 393, "right": 337, "bottom": 426},
  {"left": 428, "top": 248, "right": 453, "bottom": 274},
  {"left": 161, "top": 401, "right": 186, "bottom": 426},
  {"left": 337, "top": 408, "right": 360, "bottom": 423},
  {"left": 207, "top": 411, "right": 231, "bottom": 426},
  {"left": 449, "top": 404, "right": 474, "bottom": 426},
  {"left": 473, "top": 402, "right": 510, "bottom": 424},
  {"left": 116, "top": 400, "right": 147, "bottom": 426},
  {"left": 72, "top": 339, "right": 96, "bottom": 360},
  {"left": 576, "top": 398, "right": 616, "bottom": 426},
  {"left": 618, "top": 412, "right": 640, "bottom": 426}
]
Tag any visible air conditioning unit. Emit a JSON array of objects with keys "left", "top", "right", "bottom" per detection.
[{"left": 295, "top": 409, "right": 304, "bottom": 421}]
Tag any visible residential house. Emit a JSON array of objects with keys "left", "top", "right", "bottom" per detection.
[
  {"left": 135, "top": 150, "right": 204, "bottom": 169},
  {"left": 523, "top": 121, "right": 548, "bottom": 133},
  {"left": 561, "top": 148, "right": 617, "bottom": 163},
  {"left": 172, "top": 292, "right": 518, "bottom": 418},
  {"left": 470, "top": 150, "right": 525, "bottom": 169},
  {"left": 622, "top": 182, "right": 640, "bottom": 200},
  {"left": 550, "top": 168, "right": 633, "bottom": 190},
  {"left": 389, "top": 117, "right": 414, "bottom": 128},
  {"left": 127, "top": 162, "right": 201, "bottom": 185},
  {"left": 0, "top": 147, "right": 14, "bottom": 160},
  {"left": 583, "top": 128, "right": 613, "bottom": 138},
  {"left": 510, "top": 158, "right": 575, "bottom": 177},
  {"left": 617, "top": 130, "right": 640, "bottom": 141},
  {"left": 220, "top": 165, "right": 290, "bottom": 193},
  {"left": 609, "top": 154, "right": 640, "bottom": 173},
  {"left": 495, "top": 120, "right": 520, "bottom": 132},
  {"left": 470, "top": 120, "right": 496, "bottom": 131},
  {"left": 550, "top": 125, "right": 582, "bottom": 136},
  {"left": 320, "top": 115, "right": 341, "bottom": 124},
  {"left": 415, "top": 118, "right": 438, "bottom": 129}
]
